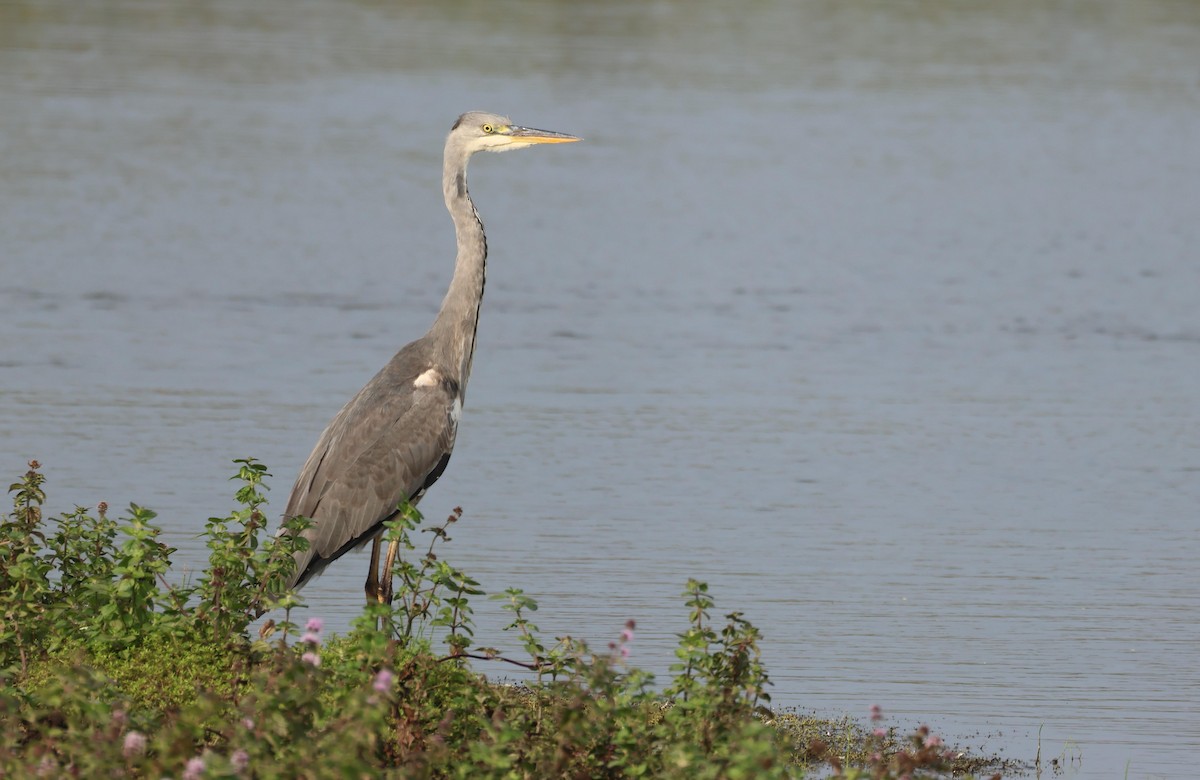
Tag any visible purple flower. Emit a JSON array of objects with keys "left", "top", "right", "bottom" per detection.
[
  {"left": 620, "top": 644, "right": 631, "bottom": 659},
  {"left": 231, "top": 749, "right": 250, "bottom": 773},
  {"left": 373, "top": 668, "right": 394, "bottom": 693},
  {"left": 301, "top": 631, "right": 321, "bottom": 645},
  {"left": 873, "top": 727, "right": 887, "bottom": 738},
  {"left": 620, "top": 627, "right": 634, "bottom": 643},
  {"left": 305, "top": 617, "right": 323, "bottom": 633},
  {"left": 241, "top": 717, "right": 255, "bottom": 730},
  {"left": 301, "top": 650, "right": 321, "bottom": 667},
  {"left": 123, "top": 730, "right": 147, "bottom": 759},
  {"left": 924, "top": 734, "right": 943, "bottom": 748},
  {"left": 182, "top": 756, "right": 206, "bottom": 780},
  {"left": 870, "top": 703, "right": 883, "bottom": 721}
]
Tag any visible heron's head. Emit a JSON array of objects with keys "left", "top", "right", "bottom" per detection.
[{"left": 449, "top": 111, "right": 580, "bottom": 155}]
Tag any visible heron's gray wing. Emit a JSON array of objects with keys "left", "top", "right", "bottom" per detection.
[{"left": 282, "top": 352, "right": 460, "bottom": 588}]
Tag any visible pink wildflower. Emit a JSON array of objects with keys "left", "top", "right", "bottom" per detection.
[
  {"left": 231, "top": 749, "right": 250, "bottom": 773},
  {"left": 123, "top": 730, "right": 147, "bottom": 759},
  {"left": 873, "top": 727, "right": 887, "bottom": 738},
  {"left": 183, "top": 756, "right": 206, "bottom": 780},
  {"left": 305, "top": 617, "right": 323, "bottom": 633},
  {"left": 373, "top": 668, "right": 394, "bottom": 693},
  {"left": 924, "top": 733, "right": 943, "bottom": 748},
  {"left": 870, "top": 703, "right": 883, "bottom": 721},
  {"left": 620, "top": 644, "right": 631, "bottom": 659},
  {"left": 301, "top": 650, "right": 321, "bottom": 667}
]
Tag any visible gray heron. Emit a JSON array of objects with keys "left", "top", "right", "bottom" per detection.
[{"left": 279, "top": 111, "right": 579, "bottom": 605}]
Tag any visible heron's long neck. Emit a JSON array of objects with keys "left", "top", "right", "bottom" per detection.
[{"left": 428, "top": 154, "right": 486, "bottom": 400}]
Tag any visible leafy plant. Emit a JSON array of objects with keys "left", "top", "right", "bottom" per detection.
[
  {"left": 194, "top": 458, "right": 309, "bottom": 640},
  {"left": 0, "top": 460, "right": 1006, "bottom": 778},
  {"left": 0, "top": 462, "right": 53, "bottom": 674},
  {"left": 363, "top": 503, "right": 484, "bottom": 653}
]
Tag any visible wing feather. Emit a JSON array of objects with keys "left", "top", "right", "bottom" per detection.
[{"left": 282, "top": 343, "right": 460, "bottom": 588}]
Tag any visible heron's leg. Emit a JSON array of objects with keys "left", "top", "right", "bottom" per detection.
[
  {"left": 379, "top": 539, "right": 400, "bottom": 605},
  {"left": 365, "top": 535, "right": 383, "bottom": 603}
]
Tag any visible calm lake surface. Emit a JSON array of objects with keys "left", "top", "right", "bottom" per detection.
[{"left": 3, "top": 1, "right": 1198, "bottom": 776}]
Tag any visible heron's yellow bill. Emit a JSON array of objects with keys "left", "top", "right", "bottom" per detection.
[{"left": 508, "top": 126, "right": 581, "bottom": 144}]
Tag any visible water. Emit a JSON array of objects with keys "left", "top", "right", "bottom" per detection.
[{"left": 3, "top": 1, "right": 1199, "bottom": 776}]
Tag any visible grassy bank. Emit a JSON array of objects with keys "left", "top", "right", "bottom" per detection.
[{"left": 1, "top": 460, "right": 1009, "bottom": 777}]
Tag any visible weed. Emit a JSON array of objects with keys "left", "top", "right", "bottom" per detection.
[{"left": 0, "top": 460, "right": 1006, "bottom": 777}]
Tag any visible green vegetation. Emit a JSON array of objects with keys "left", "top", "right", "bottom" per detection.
[{"left": 1, "top": 460, "right": 1005, "bottom": 778}]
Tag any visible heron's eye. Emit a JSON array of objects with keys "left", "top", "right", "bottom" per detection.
[{"left": 482, "top": 124, "right": 494, "bottom": 134}]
